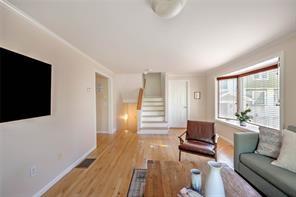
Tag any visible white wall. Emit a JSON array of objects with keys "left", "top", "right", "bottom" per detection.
[
  {"left": 168, "top": 75, "right": 207, "bottom": 121},
  {"left": 144, "top": 73, "right": 161, "bottom": 97},
  {"left": 0, "top": 2, "right": 115, "bottom": 197},
  {"left": 114, "top": 73, "right": 142, "bottom": 130},
  {"left": 115, "top": 73, "right": 142, "bottom": 103},
  {"left": 206, "top": 33, "right": 296, "bottom": 143}
]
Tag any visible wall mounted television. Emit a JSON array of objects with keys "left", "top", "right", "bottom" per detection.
[{"left": 0, "top": 47, "right": 52, "bottom": 123}]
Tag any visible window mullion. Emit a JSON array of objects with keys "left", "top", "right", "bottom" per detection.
[{"left": 237, "top": 77, "right": 242, "bottom": 112}]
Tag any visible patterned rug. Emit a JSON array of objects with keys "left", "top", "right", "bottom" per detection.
[{"left": 127, "top": 169, "right": 147, "bottom": 197}]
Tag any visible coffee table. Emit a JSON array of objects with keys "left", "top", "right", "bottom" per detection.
[{"left": 144, "top": 160, "right": 261, "bottom": 197}]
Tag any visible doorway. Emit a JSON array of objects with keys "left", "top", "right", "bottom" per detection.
[
  {"left": 168, "top": 80, "right": 189, "bottom": 128},
  {"left": 95, "top": 73, "right": 109, "bottom": 133}
]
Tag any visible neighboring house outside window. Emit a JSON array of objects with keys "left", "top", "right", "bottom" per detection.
[
  {"left": 217, "top": 61, "right": 280, "bottom": 129},
  {"left": 253, "top": 72, "right": 269, "bottom": 80},
  {"left": 245, "top": 90, "right": 267, "bottom": 106}
]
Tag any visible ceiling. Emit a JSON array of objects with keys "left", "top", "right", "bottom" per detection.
[{"left": 7, "top": 0, "right": 296, "bottom": 74}]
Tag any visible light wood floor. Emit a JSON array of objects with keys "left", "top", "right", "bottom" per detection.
[{"left": 44, "top": 129, "right": 234, "bottom": 197}]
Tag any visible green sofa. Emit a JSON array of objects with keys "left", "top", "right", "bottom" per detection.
[{"left": 234, "top": 126, "right": 296, "bottom": 197}]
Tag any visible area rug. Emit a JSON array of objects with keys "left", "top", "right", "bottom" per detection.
[{"left": 127, "top": 169, "right": 147, "bottom": 197}]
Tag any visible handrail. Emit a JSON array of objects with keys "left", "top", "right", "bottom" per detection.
[
  {"left": 137, "top": 88, "right": 144, "bottom": 110},
  {"left": 143, "top": 78, "right": 146, "bottom": 89}
]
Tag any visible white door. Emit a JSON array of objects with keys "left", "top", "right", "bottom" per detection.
[{"left": 169, "top": 80, "right": 189, "bottom": 128}]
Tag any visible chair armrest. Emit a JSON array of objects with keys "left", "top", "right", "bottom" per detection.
[
  {"left": 178, "top": 131, "right": 187, "bottom": 144},
  {"left": 234, "top": 132, "right": 259, "bottom": 171},
  {"left": 214, "top": 134, "right": 219, "bottom": 144}
]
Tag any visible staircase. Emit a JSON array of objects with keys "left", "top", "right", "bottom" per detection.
[{"left": 138, "top": 97, "right": 168, "bottom": 134}]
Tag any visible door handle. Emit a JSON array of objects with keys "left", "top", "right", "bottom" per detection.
[{"left": 184, "top": 106, "right": 187, "bottom": 109}]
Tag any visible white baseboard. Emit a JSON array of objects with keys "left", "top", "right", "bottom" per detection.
[
  {"left": 112, "top": 128, "right": 117, "bottom": 133},
  {"left": 33, "top": 145, "right": 96, "bottom": 197},
  {"left": 97, "top": 130, "right": 109, "bottom": 134}
]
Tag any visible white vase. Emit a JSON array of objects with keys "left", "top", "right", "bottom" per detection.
[
  {"left": 191, "top": 169, "right": 202, "bottom": 192},
  {"left": 240, "top": 121, "right": 247, "bottom": 127},
  {"left": 205, "top": 161, "right": 225, "bottom": 197}
]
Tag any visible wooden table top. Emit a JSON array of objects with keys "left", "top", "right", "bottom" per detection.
[{"left": 144, "top": 160, "right": 261, "bottom": 197}]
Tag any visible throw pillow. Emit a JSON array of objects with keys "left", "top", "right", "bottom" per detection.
[
  {"left": 272, "top": 129, "right": 296, "bottom": 173},
  {"left": 255, "top": 126, "right": 282, "bottom": 158}
]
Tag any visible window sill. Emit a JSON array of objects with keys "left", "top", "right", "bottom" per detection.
[{"left": 215, "top": 118, "right": 259, "bottom": 133}]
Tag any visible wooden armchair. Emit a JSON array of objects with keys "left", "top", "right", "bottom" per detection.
[{"left": 178, "top": 120, "right": 219, "bottom": 161}]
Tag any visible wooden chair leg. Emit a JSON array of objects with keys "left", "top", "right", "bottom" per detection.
[{"left": 179, "top": 150, "right": 181, "bottom": 161}]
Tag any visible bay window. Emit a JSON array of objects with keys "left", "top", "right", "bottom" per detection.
[{"left": 217, "top": 61, "right": 280, "bottom": 129}]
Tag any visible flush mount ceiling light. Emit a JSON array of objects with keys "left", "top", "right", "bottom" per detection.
[
  {"left": 151, "top": 0, "right": 187, "bottom": 19},
  {"left": 143, "top": 68, "right": 152, "bottom": 75}
]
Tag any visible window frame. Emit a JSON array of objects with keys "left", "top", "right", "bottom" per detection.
[
  {"left": 217, "top": 77, "right": 239, "bottom": 120},
  {"left": 217, "top": 63, "right": 280, "bottom": 129}
]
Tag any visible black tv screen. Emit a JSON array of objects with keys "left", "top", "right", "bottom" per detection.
[{"left": 0, "top": 47, "right": 52, "bottom": 123}]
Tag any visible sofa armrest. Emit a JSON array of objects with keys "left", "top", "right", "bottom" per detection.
[{"left": 234, "top": 132, "right": 259, "bottom": 171}]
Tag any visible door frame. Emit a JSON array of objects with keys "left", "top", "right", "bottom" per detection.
[
  {"left": 95, "top": 72, "right": 113, "bottom": 134},
  {"left": 168, "top": 79, "right": 190, "bottom": 128}
]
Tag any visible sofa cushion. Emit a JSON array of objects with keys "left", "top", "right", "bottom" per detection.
[
  {"left": 255, "top": 126, "right": 282, "bottom": 158},
  {"left": 240, "top": 153, "right": 296, "bottom": 196},
  {"left": 272, "top": 129, "right": 296, "bottom": 173},
  {"left": 287, "top": 125, "right": 296, "bottom": 132}
]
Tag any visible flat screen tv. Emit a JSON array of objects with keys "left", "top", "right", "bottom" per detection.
[{"left": 0, "top": 47, "right": 52, "bottom": 123}]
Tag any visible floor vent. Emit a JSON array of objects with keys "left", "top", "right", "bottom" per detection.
[{"left": 76, "top": 158, "right": 96, "bottom": 168}]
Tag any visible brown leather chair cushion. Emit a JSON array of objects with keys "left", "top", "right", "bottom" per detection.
[
  {"left": 186, "top": 120, "right": 215, "bottom": 144},
  {"left": 179, "top": 140, "right": 215, "bottom": 156}
]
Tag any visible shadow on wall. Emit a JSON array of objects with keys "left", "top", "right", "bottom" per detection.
[{"left": 96, "top": 73, "right": 109, "bottom": 132}]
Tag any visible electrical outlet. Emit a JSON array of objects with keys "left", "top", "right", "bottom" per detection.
[{"left": 30, "top": 165, "right": 37, "bottom": 177}]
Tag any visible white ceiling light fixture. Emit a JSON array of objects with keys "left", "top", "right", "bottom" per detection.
[
  {"left": 151, "top": 0, "right": 187, "bottom": 19},
  {"left": 143, "top": 68, "right": 152, "bottom": 75}
]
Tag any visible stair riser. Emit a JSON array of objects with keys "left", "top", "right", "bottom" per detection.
[
  {"left": 142, "top": 106, "right": 164, "bottom": 111},
  {"left": 143, "top": 98, "right": 163, "bottom": 102},
  {"left": 142, "top": 111, "right": 164, "bottom": 116},
  {"left": 143, "top": 102, "right": 164, "bottom": 106},
  {"left": 138, "top": 129, "right": 168, "bottom": 135},
  {"left": 141, "top": 122, "right": 168, "bottom": 128},
  {"left": 142, "top": 117, "right": 165, "bottom": 122}
]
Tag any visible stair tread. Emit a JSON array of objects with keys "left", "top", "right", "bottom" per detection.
[
  {"left": 143, "top": 105, "right": 164, "bottom": 107},
  {"left": 143, "top": 106, "right": 164, "bottom": 107},
  {"left": 140, "top": 127, "right": 168, "bottom": 130},
  {"left": 143, "top": 103, "right": 164, "bottom": 104},
  {"left": 142, "top": 121, "right": 168, "bottom": 123},
  {"left": 143, "top": 103, "right": 164, "bottom": 106},
  {"left": 142, "top": 115, "right": 164, "bottom": 117},
  {"left": 142, "top": 110, "right": 164, "bottom": 111},
  {"left": 143, "top": 100, "right": 163, "bottom": 103},
  {"left": 143, "top": 97, "right": 164, "bottom": 101}
]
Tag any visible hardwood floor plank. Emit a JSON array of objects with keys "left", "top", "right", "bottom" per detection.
[{"left": 43, "top": 129, "right": 233, "bottom": 197}]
